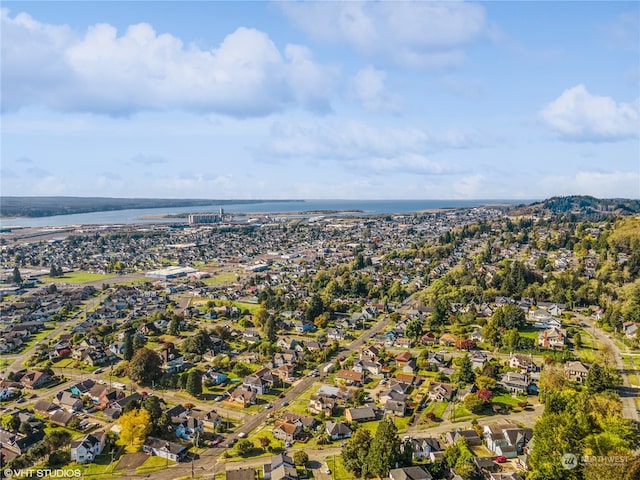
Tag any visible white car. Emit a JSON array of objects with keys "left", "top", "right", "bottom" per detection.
[{"left": 238, "top": 432, "right": 246, "bottom": 438}]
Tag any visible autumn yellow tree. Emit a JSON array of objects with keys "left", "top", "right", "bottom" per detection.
[{"left": 117, "top": 408, "right": 151, "bottom": 452}]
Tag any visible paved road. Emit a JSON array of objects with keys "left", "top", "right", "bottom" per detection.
[{"left": 579, "top": 315, "right": 639, "bottom": 422}]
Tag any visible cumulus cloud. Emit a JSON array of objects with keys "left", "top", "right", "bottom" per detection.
[
  {"left": 279, "top": 2, "right": 493, "bottom": 69},
  {"left": 1, "top": 9, "right": 337, "bottom": 116},
  {"left": 266, "top": 120, "right": 487, "bottom": 175},
  {"left": 539, "top": 85, "right": 640, "bottom": 141},
  {"left": 349, "top": 66, "right": 401, "bottom": 112}
]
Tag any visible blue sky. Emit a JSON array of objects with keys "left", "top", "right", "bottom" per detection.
[{"left": 1, "top": 1, "right": 639, "bottom": 200}]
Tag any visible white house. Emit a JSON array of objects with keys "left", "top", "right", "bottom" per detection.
[{"left": 70, "top": 431, "right": 106, "bottom": 464}]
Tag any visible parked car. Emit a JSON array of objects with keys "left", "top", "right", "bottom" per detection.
[
  {"left": 281, "top": 401, "right": 289, "bottom": 406},
  {"left": 495, "top": 456, "right": 507, "bottom": 463},
  {"left": 238, "top": 432, "right": 246, "bottom": 438}
]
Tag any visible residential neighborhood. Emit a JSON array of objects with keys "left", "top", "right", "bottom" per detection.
[{"left": 0, "top": 199, "right": 639, "bottom": 480}]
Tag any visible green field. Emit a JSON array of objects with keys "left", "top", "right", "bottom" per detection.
[
  {"left": 203, "top": 272, "right": 239, "bottom": 285},
  {"left": 492, "top": 394, "right": 528, "bottom": 407},
  {"left": 78, "top": 454, "right": 123, "bottom": 479},
  {"left": 234, "top": 302, "right": 262, "bottom": 314},
  {"left": 40, "top": 272, "right": 116, "bottom": 283}
]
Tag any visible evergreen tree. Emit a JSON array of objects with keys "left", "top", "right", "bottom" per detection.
[
  {"left": 305, "top": 294, "right": 324, "bottom": 323},
  {"left": 186, "top": 370, "right": 203, "bottom": 397},
  {"left": 123, "top": 334, "right": 134, "bottom": 361},
  {"left": 168, "top": 316, "right": 181, "bottom": 336},
  {"left": 455, "top": 353, "right": 475, "bottom": 385},
  {"left": 264, "top": 316, "right": 276, "bottom": 343},
  {"left": 366, "top": 417, "right": 402, "bottom": 477},
  {"left": 12, "top": 267, "right": 22, "bottom": 284},
  {"left": 342, "top": 428, "right": 372, "bottom": 477}
]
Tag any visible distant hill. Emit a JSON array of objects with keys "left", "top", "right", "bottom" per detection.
[
  {"left": 516, "top": 195, "right": 640, "bottom": 217},
  {"left": 0, "top": 197, "right": 302, "bottom": 218}
]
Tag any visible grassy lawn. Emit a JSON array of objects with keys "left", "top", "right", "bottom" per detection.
[
  {"left": 45, "top": 424, "right": 85, "bottom": 440},
  {"left": 40, "top": 272, "right": 116, "bottom": 283},
  {"left": 451, "top": 404, "right": 476, "bottom": 422},
  {"left": 423, "top": 401, "right": 448, "bottom": 420},
  {"left": 79, "top": 454, "right": 124, "bottom": 479},
  {"left": 285, "top": 383, "right": 317, "bottom": 415},
  {"left": 328, "top": 454, "right": 353, "bottom": 480},
  {"left": 203, "top": 272, "right": 239, "bottom": 285},
  {"left": 393, "top": 415, "right": 413, "bottom": 432},
  {"left": 492, "top": 394, "right": 528, "bottom": 407},
  {"left": 135, "top": 455, "right": 175, "bottom": 474},
  {"left": 233, "top": 302, "right": 261, "bottom": 314}
]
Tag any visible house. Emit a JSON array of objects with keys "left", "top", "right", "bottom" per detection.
[
  {"left": 227, "top": 468, "right": 256, "bottom": 480},
  {"left": 230, "top": 388, "right": 257, "bottom": 407},
  {"left": 499, "top": 372, "right": 530, "bottom": 394},
  {"left": 263, "top": 453, "right": 296, "bottom": 480},
  {"left": 409, "top": 437, "right": 442, "bottom": 461},
  {"left": 345, "top": 406, "right": 377, "bottom": 423},
  {"left": 160, "top": 348, "right": 185, "bottom": 374},
  {"left": 470, "top": 351, "right": 488, "bottom": 369},
  {"left": 564, "top": 361, "right": 590, "bottom": 383},
  {"left": 103, "top": 393, "right": 143, "bottom": 420},
  {"left": 428, "top": 382, "right": 454, "bottom": 401},
  {"left": 50, "top": 409, "right": 75, "bottom": 426},
  {"left": 33, "top": 399, "right": 59, "bottom": 416},
  {"left": 394, "top": 338, "right": 412, "bottom": 349},
  {"left": 281, "top": 412, "right": 317, "bottom": 430},
  {"left": 272, "top": 421, "right": 301, "bottom": 443},
  {"left": 443, "top": 429, "right": 483, "bottom": 446},
  {"left": 185, "top": 410, "right": 221, "bottom": 430},
  {"left": 307, "top": 394, "right": 336, "bottom": 416},
  {"left": 361, "top": 345, "right": 380, "bottom": 362},
  {"left": 508, "top": 353, "right": 538, "bottom": 373},
  {"left": 395, "top": 351, "right": 413, "bottom": 367},
  {"left": 19, "top": 370, "right": 51, "bottom": 389},
  {"left": 470, "top": 329, "right": 483, "bottom": 342},
  {"left": 483, "top": 424, "right": 533, "bottom": 457},
  {"left": 335, "top": 370, "right": 364, "bottom": 386},
  {"left": 327, "top": 328, "right": 346, "bottom": 341},
  {"left": 325, "top": 421, "right": 352, "bottom": 440},
  {"left": 420, "top": 332, "right": 438, "bottom": 345},
  {"left": 268, "top": 461, "right": 298, "bottom": 480},
  {"left": 389, "top": 466, "right": 433, "bottom": 480},
  {"left": 243, "top": 375, "right": 270, "bottom": 394},
  {"left": 70, "top": 431, "right": 106, "bottom": 464},
  {"left": 385, "top": 399, "right": 407, "bottom": 417},
  {"left": 175, "top": 416, "right": 204, "bottom": 441},
  {"left": 439, "top": 333, "right": 457, "bottom": 346},
  {"left": 203, "top": 370, "right": 228, "bottom": 386},
  {"left": 538, "top": 327, "right": 566, "bottom": 349},
  {"left": 55, "top": 391, "right": 84, "bottom": 413},
  {"left": 623, "top": 322, "right": 638, "bottom": 339},
  {"left": 70, "top": 379, "right": 96, "bottom": 396},
  {"left": 143, "top": 436, "right": 188, "bottom": 462}
]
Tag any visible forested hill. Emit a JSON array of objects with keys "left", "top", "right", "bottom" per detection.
[
  {"left": 0, "top": 197, "right": 302, "bottom": 218},
  {"left": 515, "top": 196, "right": 640, "bottom": 217}
]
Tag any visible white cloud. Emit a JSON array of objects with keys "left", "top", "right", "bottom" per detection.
[
  {"left": 539, "top": 85, "right": 640, "bottom": 141},
  {"left": 266, "top": 120, "right": 487, "bottom": 175},
  {"left": 279, "top": 2, "right": 492, "bottom": 69},
  {"left": 349, "top": 66, "right": 401, "bottom": 112},
  {"left": 1, "top": 10, "right": 337, "bottom": 116},
  {"left": 541, "top": 171, "right": 640, "bottom": 198}
]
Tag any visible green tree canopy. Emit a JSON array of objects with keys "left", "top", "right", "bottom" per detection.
[
  {"left": 127, "top": 347, "right": 162, "bottom": 385},
  {"left": 366, "top": 417, "right": 403, "bottom": 478}
]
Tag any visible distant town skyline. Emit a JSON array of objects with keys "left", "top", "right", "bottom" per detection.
[{"left": 1, "top": 1, "right": 639, "bottom": 199}]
